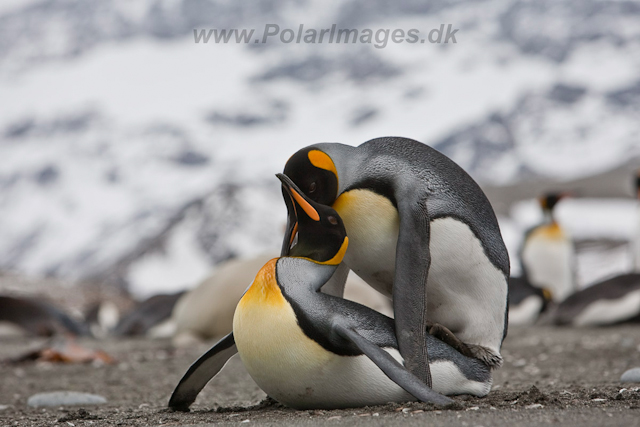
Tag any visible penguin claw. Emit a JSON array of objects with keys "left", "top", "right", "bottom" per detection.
[
  {"left": 425, "top": 321, "right": 503, "bottom": 369},
  {"left": 466, "top": 344, "right": 503, "bottom": 369}
]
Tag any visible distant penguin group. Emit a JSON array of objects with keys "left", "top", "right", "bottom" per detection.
[
  {"left": 169, "top": 136, "right": 510, "bottom": 410},
  {"left": 509, "top": 172, "right": 640, "bottom": 327},
  {"left": 550, "top": 174, "right": 640, "bottom": 326}
]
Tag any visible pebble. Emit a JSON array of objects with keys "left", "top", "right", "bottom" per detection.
[
  {"left": 621, "top": 368, "right": 640, "bottom": 383},
  {"left": 27, "top": 391, "right": 107, "bottom": 408}
]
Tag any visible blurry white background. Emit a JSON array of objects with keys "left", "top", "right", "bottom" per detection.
[{"left": 1, "top": 0, "right": 639, "bottom": 297}]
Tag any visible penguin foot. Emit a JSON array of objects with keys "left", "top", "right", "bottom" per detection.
[
  {"left": 465, "top": 344, "right": 503, "bottom": 369},
  {"left": 426, "top": 322, "right": 474, "bottom": 359},
  {"left": 425, "top": 322, "right": 503, "bottom": 369}
]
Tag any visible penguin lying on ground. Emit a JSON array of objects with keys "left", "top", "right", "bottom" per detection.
[
  {"left": 113, "top": 291, "right": 185, "bottom": 337},
  {"left": 551, "top": 273, "right": 640, "bottom": 326},
  {"left": 520, "top": 193, "right": 575, "bottom": 303},
  {"left": 507, "top": 277, "right": 552, "bottom": 326},
  {"left": 0, "top": 295, "right": 89, "bottom": 337},
  {"left": 168, "top": 175, "right": 492, "bottom": 411},
  {"left": 279, "top": 137, "right": 509, "bottom": 384}
]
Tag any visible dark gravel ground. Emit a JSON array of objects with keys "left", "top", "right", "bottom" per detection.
[{"left": 1, "top": 325, "right": 640, "bottom": 426}]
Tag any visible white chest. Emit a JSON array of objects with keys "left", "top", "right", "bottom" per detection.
[
  {"left": 333, "top": 190, "right": 507, "bottom": 352},
  {"left": 522, "top": 226, "right": 574, "bottom": 302}
]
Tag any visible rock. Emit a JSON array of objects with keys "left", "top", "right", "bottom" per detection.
[
  {"left": 27, "top": 391, "right": 107, "bottom": 407},
  {"left": 525, "top": 403, "right": 544, "bottom": 409},
  {"left": 621, "top": 368, "right": 640, "bottom": 383}
]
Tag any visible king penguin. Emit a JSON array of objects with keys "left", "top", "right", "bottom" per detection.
[
  {"left": 279, "top": 137, "right": 510, "bottom": 384},
  {"left": 168, "top": 174, "right": 493, "bottom": 411},
  {"left": 520, "top": 193, "right": 575, "bottom": 303}
]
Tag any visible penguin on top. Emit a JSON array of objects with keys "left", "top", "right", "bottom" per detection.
[
  {"left": 278, "top": 137, "right": 510, "bottom": 386},
  {"left": 519, "top": 193, "right": 575, "bottom": 304}
]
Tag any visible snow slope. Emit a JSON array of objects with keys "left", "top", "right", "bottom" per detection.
[{"left": 1, "top": 0, "right": 639, "bottom": 296}]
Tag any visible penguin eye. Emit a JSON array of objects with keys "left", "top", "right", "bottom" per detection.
[
  {"left": 309, "top": 182, "right": 317, "bottom": 193},
  {"left": 327, "top": 216, "right": 338, "bottom": 225}
]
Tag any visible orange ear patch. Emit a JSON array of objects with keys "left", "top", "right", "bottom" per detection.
[{"left": 308, "top": 150, "right": 338, "bottom": 181}]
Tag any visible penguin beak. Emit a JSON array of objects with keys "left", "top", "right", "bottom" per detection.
[
  {"left": 280, "top": 183, "right": 297, "bottom": 256},
  {"left": 277, "top": 173, "right": 321, "bottom": 256}
]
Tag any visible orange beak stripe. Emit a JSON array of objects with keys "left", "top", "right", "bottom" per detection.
[{"left": 289, "top": 188, "right": 320, "bottom": 221}]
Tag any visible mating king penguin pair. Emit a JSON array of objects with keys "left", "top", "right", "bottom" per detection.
[
  {"left": 168, "top": 136, "right": 508, "bottom": 410},
  {"left": 169, "top": 173, "right": 492, "bottom": 410},
  {"left": 280, "top": 137, "right": 509, "bottom": 378}
]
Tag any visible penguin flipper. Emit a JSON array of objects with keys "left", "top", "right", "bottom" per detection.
[
  {"left": 393, "top": 201, "right": 432, "bottom": 385},
  {"left": 333, "top": 323, "right": 454, "bottom": 406},
  {"left": 168, "top": 332, "right": 237, "bottom": 411}
]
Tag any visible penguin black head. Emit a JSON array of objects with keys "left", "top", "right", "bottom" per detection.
[
  {"left": 277, "top": 173, "right": 347, "bottom": 265},
  {"left": 283, "top": 147, "right": 339, "bottom": 206},
  {"left": 539, "top": 192, "right": 567, "bottom": 212}
]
